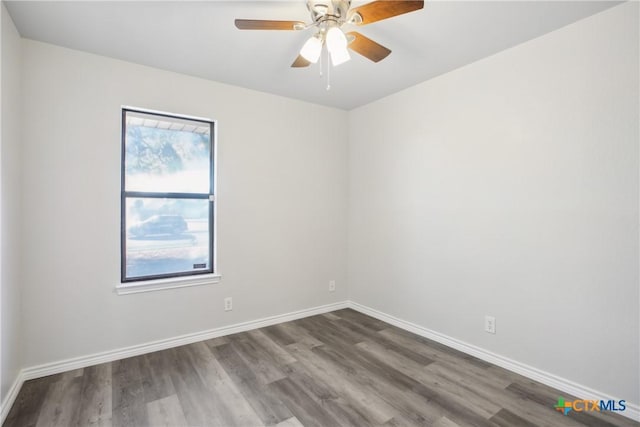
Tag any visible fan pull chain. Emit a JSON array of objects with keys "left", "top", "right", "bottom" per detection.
[
  {"left": 319, "top": 48, "right": 323, "bottom": 78},
  {"left": 326, "top": 53, "right": 331, "bottom": 91}
]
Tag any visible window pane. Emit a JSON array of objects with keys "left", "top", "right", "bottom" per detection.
[
  {"left": 124, "top": 197, "right": 211, "bottom": 280},
  {"left": 124, "top": 111, "right": 211, "bottom": 193}
]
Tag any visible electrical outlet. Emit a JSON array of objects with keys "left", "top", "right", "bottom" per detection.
[
  {"left": 485, "top": 315, "right": 496, "bottom": 334},
  {"left": 329, "top": 280, "right": 336, "bottom": 292},
  {"left": 224, "top": 297, "right": 232, "bottom": 311}
]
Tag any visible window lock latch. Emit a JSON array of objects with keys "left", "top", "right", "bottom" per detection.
[{"left": 209, "top": 195, "right": 216, "bottom": 202}]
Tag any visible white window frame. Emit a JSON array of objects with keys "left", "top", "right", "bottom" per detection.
[{"left": 117, "top": 107, "right": 220, "bottom": 295}]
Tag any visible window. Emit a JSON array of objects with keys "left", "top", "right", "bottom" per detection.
[{"left": 121, "top": 108, "right": 216, "bottom": 284}]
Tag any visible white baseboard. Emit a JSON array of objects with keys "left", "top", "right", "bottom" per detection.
[
  {"left": 3, "top": 299, "right": 638, "bottom": 423},
  {"left": 1, "top": 300, "right": 348, "bottom": 424},
  {"left": 1, "top": 370, "right": 25, "bottom": 424},
  {"left": 347, "top": 301, "right": 640, "bottom": 422},
  {"left": 21, "top": 300, "right": 349, "bottom": 381}
]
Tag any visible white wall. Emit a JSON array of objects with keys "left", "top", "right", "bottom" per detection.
[
  {"left": 348, "top": 2, "right": 639, "bottom": 406},
  {"left": 19, "top": 40, "right": 348, "bottom": 367},
  {"left": 7, "top": 0, "right": 639, "bottom": 412},
  {"left": 1, "top": 2, "right": 23, "bottom": 404}
]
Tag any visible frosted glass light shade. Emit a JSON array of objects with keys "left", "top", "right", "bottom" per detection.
[
  {"left": 330, "top": 45, "right": 350, "bottom": 66},
  {"left": 326, "top": 27, "right": 347, "bottom": 51},
  {"left": 300, "top": 35, "right": 322, "bottom": 63},
  {"left": 326, "top": 27, "right": 350, "bottom": 66}
]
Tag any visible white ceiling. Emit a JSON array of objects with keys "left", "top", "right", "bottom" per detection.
[{"left": 5, "top": 1, "right": 620, "bottom": 110}]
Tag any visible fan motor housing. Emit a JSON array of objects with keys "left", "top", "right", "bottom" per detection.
[{"left": 307, "top": 0, "right": 351, "bottom": 24}]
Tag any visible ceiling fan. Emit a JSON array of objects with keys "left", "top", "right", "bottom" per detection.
[{"left": 235, "top": 0, "right": 424, "bottom": 68}]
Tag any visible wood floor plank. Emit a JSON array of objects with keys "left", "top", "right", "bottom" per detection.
[
  {"left": 378, "top": 326, "right": 506, "bottom": 377},
  {"left": 275, "top": 416, "right": 305, "bottom": 427},
  {"left": 145, "top": 394, "right": 188, "bottom": 427},
  {"left": 382, "top": 414, "right": 433, "bottom": 427},
  {"left": 203, "top": 335, "right": 231, "bottom": 347},
  {"left": 4, "top": 376, "right": 52, "bottom": 427},
  {"left": 424, "top": 360, "right": 587, "bottom": 427},
  {"left": 381, "top": 325, "right": 493, "bottom": 368},
  {"left": 312, "top": 340, "right": 492, "bottom": 427},
  {"left": 262, "top": 324, "right": 297, "bottom": 347},
  {"left": 35, "top": 372, "right": 84, "bottom": 427},
  {"left": 70, "top": 363, "right": 112, "bottom": 427},
  {"left": 182, "top": 343, "right": 253, "bottom": 426},
  {"left": 490, "top": 408, "right": 539, "bottom": 427},
  {"left": 332, "top": 308, "right": 389, "bottom": 331},
  {"left": 432, "top": 416, "right": 462, "bottom": 427},
  {"left": 285, "top": 342, "right": 400, "bottom": 425},
  {"left": 355, "top": 340, "right": 502, "bottom": 419},
  {"left": 183, "top": 341, "right": 229, "bottom": 387},
  {"left": 281, "top": 361, "right": 374, "bottom": 426},
  {"left": 335, "top": 317, "right": 437, "bottom": 366},
  {"left": 187, "top": 342, "right": 265, "bottom": 426},
  {"left": 246, "top": 329, "right": 297, "bottom": 365},
  {"left": 207, "top": 341, "right": 293, "bottom": 425},
  {"left": 320, "top": 312, "right": 342, "bottom": 321},
  {"left": 231, "top": 337, "right": 288, "bottom": 385},
  {"left": 309, "top": 342, "right": 446, "bottom": 425},
  {"left": 139, "top": 349, "right": 176, "bottom": 403},
  {"left": 277, "top": 320, "right": 324, "bottom": 348},
  {"left": 425, "top": 357, "right": 514, "bottom": 394},
  {"left": 268, "top": 377, "right": 341, "bottom": 427},
  {"left": 165, "top": 345, "right": 226, "bottom": 426},
  {"left": 297, "top": 316, "right": 364, "bottom": 348},
  {"left": 5, "top": 310, "right": 639, "bottom": 427},
  {"left": 111, "top": 356, "right": 147, "bottom": 427}
]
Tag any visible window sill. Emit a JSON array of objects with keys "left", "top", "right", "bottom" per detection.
[{"left": 116, "top": 273, "right": 222, "bottom": 295}]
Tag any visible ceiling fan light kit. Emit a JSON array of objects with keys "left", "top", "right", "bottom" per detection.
[
  {"left": 234, "top": 0, "right": 424, "bottom": 84},
  {"left": 300, "top": 34, "right": 323, "bottom": 63},
  {"left": 330, "top": 44, "right": 351, "bottom": 66},
  {"left": 326, "top": 26, "right": 351, "bottom": 65}
]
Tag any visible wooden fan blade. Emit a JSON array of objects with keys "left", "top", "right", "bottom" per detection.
[
  {"left": 347, "top": 32, "right": 391, "bottom": 62},
  {"left": 235, "top": 19, "right": 304, "bottom": 30},
  {"left": 350, "top": 0, "right": 424, "bottom": 25},
  {"left": 291, "top": 55, "right": 311, "bottom": 68}
]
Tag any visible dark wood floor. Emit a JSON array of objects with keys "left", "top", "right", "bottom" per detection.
[{"left": 4, "top": 309, "right": 638, "bottom": 427}]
